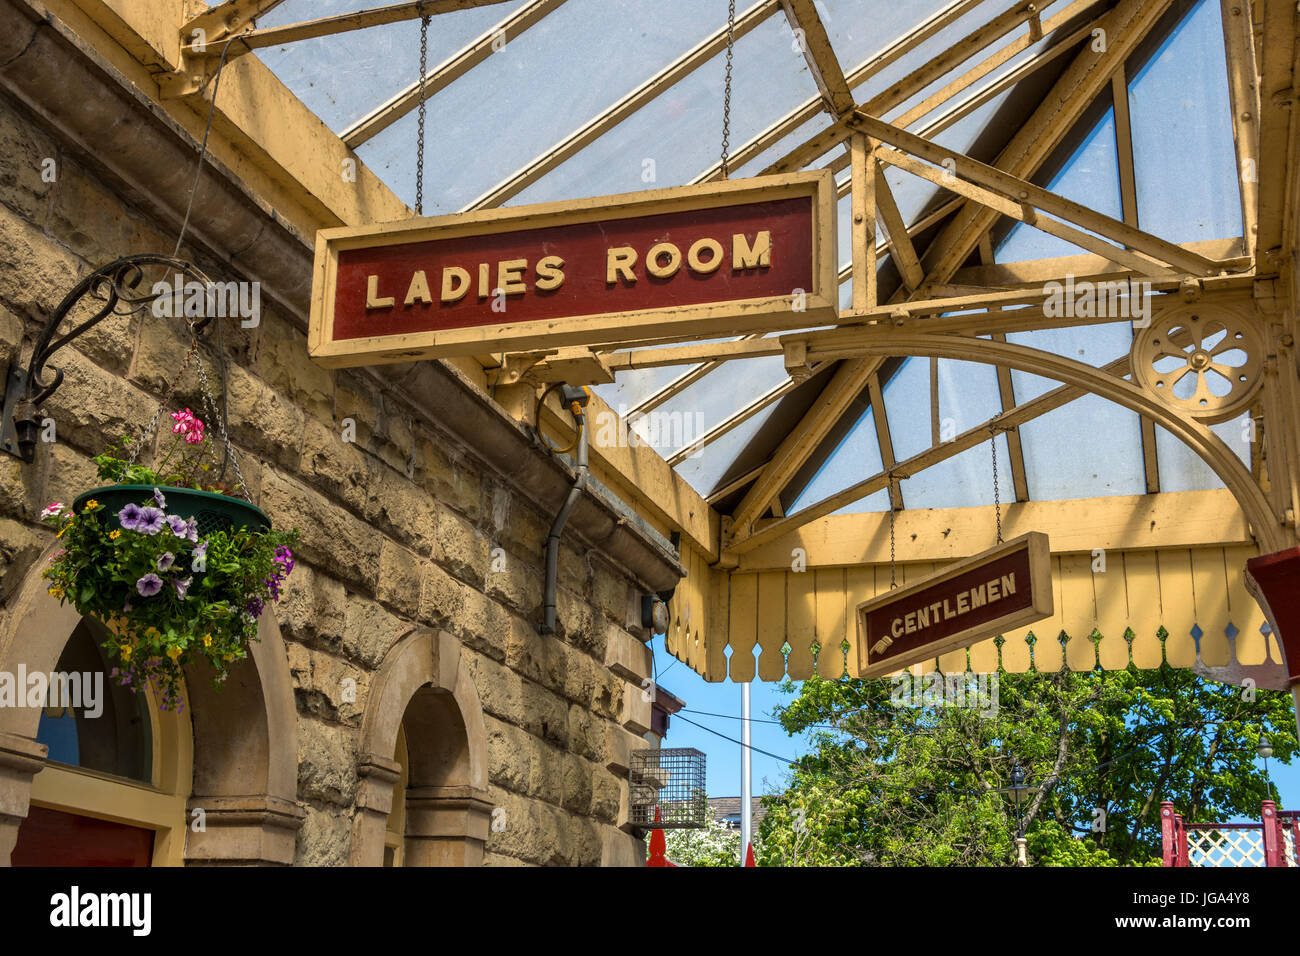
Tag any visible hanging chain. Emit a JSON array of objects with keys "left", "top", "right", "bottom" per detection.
[
  {"left": 193, "top": 333, "right": 250, "bottom": 502},
  {"left": 129, "top": 335, "right": 200, "bottom": 466},
  {"left": 889, "top": 497, "right": 897, "bottom": 589},
  {"left": 990, "top": 425, "right": 1003, "bottom": 544},
  {"left": 719, "top": 0, "right": 736, "bottom": 178},
  {"left": 415, "top": 6, "right": 430, "bottom": 215}
]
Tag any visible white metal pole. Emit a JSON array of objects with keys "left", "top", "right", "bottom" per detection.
[{"left": 741, "top": 679, "right": 752, "bottom": 863}]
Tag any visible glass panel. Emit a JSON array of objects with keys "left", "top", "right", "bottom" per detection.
[
  {"left": 675, "top": 402, "right": 780, "bottom": 497},
  {"left": 897, "top": 432, "right": 1012, "bottom": 510},
  {"left": 1018, "top": 393, "right": 1146, "bottom": 499},
  {"left": 1128, "top": 0, "right": 1242, "bottom": 243},
  {"left": 35, "top": 619, "right": 152, "bottom": 784},
  {"left": 787, "top": 404, "right": 889, "bottom": 516},
  {"left": 998, "top": 103, "right": 1123, "bottom": 261},
  {"left": 1153, "top": 418, "right": 1250, "bottom": 492}
]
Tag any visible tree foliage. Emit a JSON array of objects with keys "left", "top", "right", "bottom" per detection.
[{"left": 756, "top": 663, "right": 1296, "bottom": 866}]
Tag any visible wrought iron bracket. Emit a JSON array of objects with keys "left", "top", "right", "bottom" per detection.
[{"left": 2, "top": 255, "right": 214, "bottom": 464}]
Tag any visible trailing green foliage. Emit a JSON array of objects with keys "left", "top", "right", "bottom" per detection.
[{"left": 756, "top": 664, "right": 1296, "bottom": 866}]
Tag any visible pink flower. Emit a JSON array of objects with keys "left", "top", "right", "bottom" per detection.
[
  {"left": 171, "top": 408, "right": 206, "bottom": 445},
  {"left": 40, "top": 502, "right": 64, "bottom": 520}
]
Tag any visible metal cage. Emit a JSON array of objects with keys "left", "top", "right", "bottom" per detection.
[{"left": 629, "top": 747, "right": 707, "bottom": 829}]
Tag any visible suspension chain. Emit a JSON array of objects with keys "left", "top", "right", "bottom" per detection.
[
  {"left": 193, "top": 334, "right": 250, "bottom": 502},
  {"left": 416, "top": 6, "right": 430, "bottom": 215},
  {"left": 889, "top": 498, "right": 897, "bottom": 589},
  {"left": 719, "top": 0, "right": 736, "bottom": 178},
  {"left": 990, "top": 425, "right": 1003, "bottom": 544},
  {"left": 129, "top": 335, "right": 200, "bottom": 466}
]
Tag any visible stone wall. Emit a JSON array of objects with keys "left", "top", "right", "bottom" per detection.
[{"left": 0, "top": 72, "right": 668, "bottom": 866}]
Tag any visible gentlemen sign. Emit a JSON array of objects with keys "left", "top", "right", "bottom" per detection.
[
  {"left": 856, "top": 533, "right": 1053, "bottom": 677},
  {"left": 308, "top": 171, "right": 837, "bottom": 367}
]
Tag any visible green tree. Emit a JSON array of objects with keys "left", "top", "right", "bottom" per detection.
[
  {"left": 646, "top": 817, "right": 761, "bottom": 866},
  {"left": 757, "top": 662, "right": 1297, "bottom": 866}
]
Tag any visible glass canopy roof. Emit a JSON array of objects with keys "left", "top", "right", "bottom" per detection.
[{"left": 241, "top": 0, "right": 1248, "bottom": 516}]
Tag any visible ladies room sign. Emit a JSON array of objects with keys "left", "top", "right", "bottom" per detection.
[{"left": 308, "top": 171, "right": 837, "bottom": 367}]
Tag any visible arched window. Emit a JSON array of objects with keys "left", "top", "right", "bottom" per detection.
[{"left": 11, "top": 618, "right": 191, "bottom": 867}]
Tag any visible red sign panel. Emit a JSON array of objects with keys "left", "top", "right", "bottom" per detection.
[
  {"left": 309, "top": 171, "right": 837, "bottom": 367},
  {"left": 856, "top": 533, "right": 1053, "bottom": 677}
]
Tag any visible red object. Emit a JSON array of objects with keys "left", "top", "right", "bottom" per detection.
[
  {"left": 1262, "top": 801, "right": 1283, "bottom": 867},
  {"left": 11, "top": 806, "right": 154, "bottom": 867},
  {"left": 744, "top": 842, "right": 755, "bottom": 867},
  {"left": 1245, "top": 547, "right": 1300, "bottom": 684},
  {"left": 332, "top": 197, "right": 815, "bottom": 341},
  {"left": 1160, "top": 801, "right": 1181, "bottom": 867},
  {"left": 646, "top": 808, "right": 677, "bottom": 867}
]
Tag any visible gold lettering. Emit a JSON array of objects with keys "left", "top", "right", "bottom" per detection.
[
  {"left": 891, "top": 617, "right": 904, "bottom": 638},
  {"left": 905, "top": 612, "right": 917, "bottom": 634},
  {"left": 733, "top": 230, "right": 772, "bottom": 270},
  {"left": 943, "top": 599, "right": 955, "bottom": 620},
  {"left": 497, "top": 258, "right": 528, "bottom": 296},
  {"left": 957, "top": 592, "right": 969, "bottom": 614},
  {"left": 1001, "top": 573, "right": 1016, "bottom": 596},
  {"left": 607, "top": 247, "right": 637, "bottom": 284},
  {"left": 970, "top": 585, "right": 987, "bottom": 609},
  {"left": 646, "top": 242, "right": 682, "bottom": 279},
  {"left": 441, "top": 267, "right": 471, "bottom": 303},
  {"left": 988, "top": 579, "right": 1001, "bottom": 601},
  {"left": 687, "top": 237, "right": 724, "bottom": 274},
  {"left": 478, "top": 262, "right": 491, "bottom": 299},
  {"left": 403, "top": 270, "right": 433, "bottom": 307},
  {"left": 536, "top": 255, "right": 566, "bottom": 291},
  {"left": 916, "top": 606, "right": 929, "bottom": 629},
  {"left": 366, "top": 274, "right": 395, "bottom": 310}
]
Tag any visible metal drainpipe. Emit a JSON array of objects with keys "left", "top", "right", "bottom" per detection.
[{"left": 542, "top": 391, "right": 588, "bottom": 634}]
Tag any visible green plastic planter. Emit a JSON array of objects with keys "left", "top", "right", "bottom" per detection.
[{"left": 72, "top": 485, "right": 270, "bottom": 536}]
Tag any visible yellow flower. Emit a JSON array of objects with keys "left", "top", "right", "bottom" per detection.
[
  {"left": 202, "top": 634, "right": 212, "bottom": 648},
  {"left": 85, "top": 499, "right": 100, "bottom": 510},
  {"left": 47, "top": 585, "right": 64, "bottom": 598},
  {"left": 222, "top": 653, "right": 234, "bottom": 662},
  {"left": 144, "top": 627, "right": 160, "bottom": 639},
  {"left": 165, "top": 645, "right": 182, "bottom": 661},
  {"left": 109, "top": 530, "right": 121, "bottom": 540},
  {"left": 119, "top": 645, "right": 132, "bottom": 661},
  {"left": 56, "top": 524, "right": 69, "bottom": 538}
]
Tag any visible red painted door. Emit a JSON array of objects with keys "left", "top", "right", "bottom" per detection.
[{"left": 11, "top": 806, "right": 154, "bottom": 866}]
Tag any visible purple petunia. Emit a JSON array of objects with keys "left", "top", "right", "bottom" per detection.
[
  {"left": 136, "top": 573, "right": 163, "bottom": 597},
  {"left": 185, "top": 517, "right": 199, "bottom": 543},
  {"left": 166, "top": 515, "right": 189, "bottom": 538},
  {"left": 153, "top": 487, "right": 167, "bottom": 509},
  {"left": 191, "top": 540, "right": 208, "bottom": 571},
  {"left": 138, "top": 506, "right": 165, "bottom": 535},
  {"left": 119, "top": 503, "right": 143, "bottom": 531},
  {"left": 157, "top": 552, "right": 175, "bottom": 572},
  {"left": 174, "top": 577, "right": 192, "bottom": 599}
]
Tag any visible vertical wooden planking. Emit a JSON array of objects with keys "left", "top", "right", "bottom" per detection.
[
  {"left": 815, "top": 568, "right": 848, "bottom": 677},
  {"left": 786, "top": 568, "right": 817, "bottom": 678},
  {"left": 756, "top": 571, "right": 789, "bottom": 681},
  {"left": 844, "top": 565, "right": 874, "bottom": 678},
  {"left": 1157, "top": 549, "right": 1197, "bottom": 667},
  {"left": 1059, "top": 553, "right": 1099, "bottom": 671},
  {"left": 1095, "top": 548, "right": 1131, "bottom": 670},
  {"left": 729, "top": 572, "right": 759, "bottom": 682},
  {"left": 1191, "top": 547, "right": 1231, "bottom": 667},
  {"left": 705, "top": 558, "right": 730, "bottom": 681},
  {"left": 1224, "top": 544, "right": 1267, "bottom": 665},
  {"left": 1124, "top": 550, "right": 1165, "bottom": 669}
]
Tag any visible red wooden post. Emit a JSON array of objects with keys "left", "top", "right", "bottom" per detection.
[
  {"left": 1160, "top": 801, "right": 1179, "bottom": 867},
  {"left": 743, "top": 842, "right": 755, "bottom": 867},
  {"left": 1262, "top": 801, "right": 1283, "bottom": 867},
  {"left": 1176, "top": 813, "right": 1189, "bottom": 868}
]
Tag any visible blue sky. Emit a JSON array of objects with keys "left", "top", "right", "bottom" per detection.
[{"left": 651, "top": 633, "right": 1300, "bottom": 819}]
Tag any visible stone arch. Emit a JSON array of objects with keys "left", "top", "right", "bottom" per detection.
[
  {"left": 852, "top": 334, "right": 1285, "bottom": 552},
  {"left": 0, "top": 542, "right": 302, "bottom": 865},
  {"left": 350, "top": 627, "right": 492, "bottom": 866}
]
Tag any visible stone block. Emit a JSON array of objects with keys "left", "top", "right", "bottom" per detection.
[
  {"left": 341, "top": 593, "right": 412, "bottom": 671},
  {"left": 256, "top": 317, "right": 333, "bottom": 424},
  {"left": 0, "top": 202, "right": 84, "bottom": 319},
  {"left": 260, "top": 467, "right": 380, "bottom": 594},
  {"left": 364, "top": 460, "right": 437, "bottom": 558},
  {"left": 222, "top": 363, "right": 304, "bottom": 474},
  {"left": 293, "top": 802, "right": 353, "bottom": 867},
  {"left": 604, "top": 625, "right": 652, "bottom": 684},
  {"left": 296, "top": 718, "right": 357, "bottom": 807},
  {"left": 286, "top": 642, "right": 366, "bottom": 725},
  {"left": 376, "top": 539, "right": 422, "bottom": 618},
  {"left": 42, "top": 347, "right": 156, "bottom": 457},
  {"left": 620, "top": 680, "right": 654, "bottom": 736},
  {"left": 433, "top": 502, "right": 489, "bottom": 586},
  {"left": 297, "top": 414, "right": 368, "bottom": 515}
]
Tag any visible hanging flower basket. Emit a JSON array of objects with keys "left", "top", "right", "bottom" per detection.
[{"left": 41, "top": 392, "right": 298, "bottom": 709}]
